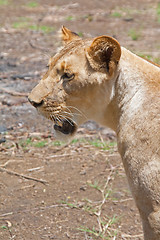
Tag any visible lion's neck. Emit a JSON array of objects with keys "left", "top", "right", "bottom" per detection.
[
  {"left": 115, "top": 48, "right": 146, "bottom": 128},
  {"left": 104, "top": 47, "right": 159, "bottom": 159},
  {"left": 102, "top": 48, "right": 144, "bottom": 131},
  {"left": 103, "top": 47, "right": 159, "bottom": 134},
  {"left": 93, "top": 47, "right": 159, "bottom": 144}
]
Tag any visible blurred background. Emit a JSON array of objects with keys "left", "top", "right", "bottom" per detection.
[
  {"left": 0, "top": 0, "right": 160, "bottom": 132},
  {"left": 0, "top": 0, "right": 159, "bottom": 239}
]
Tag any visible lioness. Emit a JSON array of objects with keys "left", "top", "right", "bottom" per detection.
[{"left": 28, "top": 26, "right": 160, "bottom": 240}]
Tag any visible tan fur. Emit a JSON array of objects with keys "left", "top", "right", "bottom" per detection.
[{"left": 28, "top": 27, "right": 160, "bottom": 239}]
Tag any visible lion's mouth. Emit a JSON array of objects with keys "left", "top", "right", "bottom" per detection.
[{"left": 54, "top": 119, "right": 76, "bottom": 135}]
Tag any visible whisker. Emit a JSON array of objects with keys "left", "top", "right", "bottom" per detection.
[
  {"left": 65, "top": 118, "right": 74, "bottom": 126},
  {"left": 58, "top": 114, "right": 74, "bottom": 126},
  {"left": 42, "top": 52, "right": 52, "bottom": 59},
  {"left": 63, "top": 106, "right": 72, "bottom": 114},
  {"left": 65, "top": 116, "right": 77, "bottom": 126},
  {"left": 63, "top": 110, "right": 81, "bottom": 117},
  {"left": 62, "top": 111, "right": 74, "bottom": 117},
  {"left": 61, "top": 110, "right": 81, "bottom": 118},
  {"left": 50, "top": 110, "right": 77, "bottom": 127},
  {"left": 55, "top": 115, "right": 63, "bottom": 123},
  {"left": 50, "top": 114, "right": 55, "bottom": 121},
  {"left": 66, "top": 105, "right": 87, "bottom": 120},
  {"left": 50, "top": 114, "right": 60, "bottom": 124}
]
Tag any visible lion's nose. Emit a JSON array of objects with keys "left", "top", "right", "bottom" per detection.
[{"left": 28, "top": 97, "right": 44, "bottom": 108}]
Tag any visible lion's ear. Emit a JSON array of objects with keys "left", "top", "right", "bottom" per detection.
[
  {"left": 86, "top": 36, "right": 121, "bottom": 75},
  {"left": 61, "top": 26, "right": 80, "bottom": 44}
]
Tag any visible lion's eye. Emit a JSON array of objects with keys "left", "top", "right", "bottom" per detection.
[{"left": 61, "top": 72, "right": 74, "bottom": 81}]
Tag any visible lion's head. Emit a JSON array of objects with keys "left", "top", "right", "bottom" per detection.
[{"left": 28, "top": 26, "right": 121, "bottom": 139}]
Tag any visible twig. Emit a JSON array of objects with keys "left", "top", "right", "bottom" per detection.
[
  {"left": 96, "top": 170, "right": 114, "bottom": 233},
  {"left": 27, "top": 166, "right": 44, "bottom": 172},
  {"left": 121, "top": 233, "right": 143, "bottom": 239},
  {"left": 84, "top": 232, "right": 88, "bottom": 240},
  {"left": 0, "top": 160, "right": 24, "bottom": 168},
  {"left": 90, "top": 167, "right": 117, "bottom": 238},
  {"left": 0, "top": 167, "right": 48, "bottom": 184},
  {"left": 113, "top": 198, "right": 133, "bottom": 203},
  {"left": 0, "top": 203, "right": 72, "bottom": 218},
  {"left": 46, "top": 153, "right": 73, "bottom": 159},
  {"left": 0, "top": 212, "right": 13, "bottom": 218},
  {"left": 0, "top": 87, "right": 28, "bottom": 97}
]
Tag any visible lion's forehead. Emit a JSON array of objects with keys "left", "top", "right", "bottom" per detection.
[{"left": 49, "top": 39, "right": 91, "bottom": 70}]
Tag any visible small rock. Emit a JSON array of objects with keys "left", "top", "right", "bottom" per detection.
[
  {"left": 80, "top": 186, "right": 86, "bottom": 191},
  {"left": 0, "top": 125, "right": 7, "bottom": 133},
  {"left": 80, "top": 170, "right": 86, "bottom": 175},
  {"left": 2, "top": 97, "right": 27, "bottom": 106},
  {"left": 82, "top": 120, "right": 99, "bottom": 131},
  {"left": 123, "top": 18, "right": 134, "bottom": 22},
  {"left": 0, "top": 137, "right": 6, "bottom": 144}
]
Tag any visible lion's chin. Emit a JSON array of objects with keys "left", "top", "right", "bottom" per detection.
[
  {"left": 54, "top": 119, "right": 76, "bottom": 135},
  {"left": 38, "top": 109, "right": 78, "bottom": 141},
  {"left": 53, "top": 119, "right": 77, "bottom": 142}
]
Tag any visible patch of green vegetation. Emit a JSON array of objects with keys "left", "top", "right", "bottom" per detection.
[
  {"left": 0, "top": 0, "right": 8, "bottom": 5},
  {"left": 19, "top": 138, "right": 47, "bottom": 148},
  {"left": 128, "top": 28, "right": 141, "bottom": 41},
  {"left": 137, "top": 53, "right": 160, "bottom": 65},
  {"left": 70, "top": 138, "right": 85, "bottom": 144},
  {"left": 87, "top": 181, "right": 102, "bottom": 192},
  {"left": 79, "top": 221, "right": 118, "bottom": 239},
  {"left": 12, "top": 20, "right": 29, "bottom": 29},
  {"left": 154, "top": 57, "right": 160, "bottom": 64},
  {"left": 120, "top": 7, "right": 141, "bottom": 16},
  {"left": 157, "top": 3, "right": 160, "bottom": 22},
  {"left": 83, "top": 203, "right": 97, "bottom": 214},
  {"left": 34, "top": 140, "right": 47, "bottom": 148},
  {"left": 138, "top": 53, "right": 152, "bottom": 60},
  {"left": 88, "top": 139, "right": 117, "bottom": 151},
  {"left": 12, "top": 18, "right": 55, "bottom": 33},
  {"left": 106, "top": 214, "right": 120, "bottom": 226},
  {"left": 84, "top": 14, "right": 93, "bottom": 22},
  {"left": 29, "top": 25, "right": 55, "bottom": 33},
  {"left": 66, "top": 15, "right": 74, "bottom": 21},
  {"left": 26, "top": 1, "right": 39, "bottom": 8},
  {"left": 70, "top": 137, "right": 117, "bottom": 151},
  {"left": 157, "top": 3, "right": 160, "bottom": 14},
  {"left": 70, "top": 138, "right": 79, "bottom": 144},
  {"left": 24, "top": 138, "right": 32, "bottom": 146},
  {"left": 78, "top": 226, "right": 102, "bottom": 238},
  {"left": 111, "top": 7, "right": 141, "bottom": 19},
  {"left": 111, "top": 11, "right": 122, "bottom": 18},
  {"left": 52, "top": 140, "right": 64, "bottom": 146},
  {"left": 87, "top": 181, "right": 113, "bottom": 200},
  {"left": 0, "top": 225, "right": 7, "bottom": 230},
  {"left": 156, "top": 3, "right": 160, "bottom": 23},
  {"left": 78, "top": 32, "right": 83, "bottom": 37},
  {"left": 60, "top": 200, "right": 78, "bottom": 209},
  {"left": 12, "top": 17, "right": 31, "bottom": 29},
  {"left": 13, "top": 22, "right": 25, "bottom": 29},
  {"left": 58, "top": 173, "right": 120, "bottom": 239}
]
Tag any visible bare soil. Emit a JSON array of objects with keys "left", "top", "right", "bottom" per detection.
[{"left": 0, "top": 0, "right": 159, "bottom": 239}]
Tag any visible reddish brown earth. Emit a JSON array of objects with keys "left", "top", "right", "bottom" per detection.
[{"left": 0, "top": 0, "right": 159, "bottom": 239}]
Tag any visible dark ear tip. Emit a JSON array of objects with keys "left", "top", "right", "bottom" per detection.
[
  {"left": 61, "top": 25, "right": 66, "bottom": 32},
  {"left": 72, "top": 31, "right": 79, "bottom": 37}
]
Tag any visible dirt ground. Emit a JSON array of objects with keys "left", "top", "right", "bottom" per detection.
[{"left": 0, "top": 0, "right": 159, "bottom": 239}]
